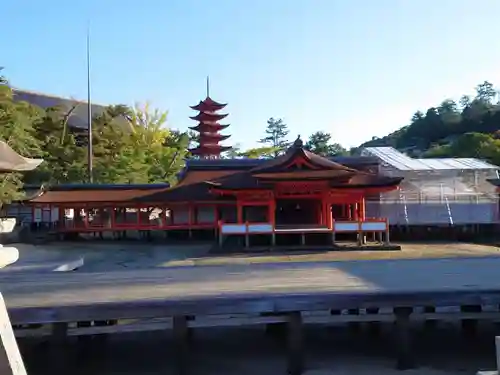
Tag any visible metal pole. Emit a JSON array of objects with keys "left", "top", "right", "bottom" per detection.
[{"left": 86, "top": 26, "right": 93, "bottom": 183}]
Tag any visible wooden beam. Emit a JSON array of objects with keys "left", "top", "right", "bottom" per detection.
[
  {"left": 173, "top": 315, "right": 189, "bottom": 375},
  {"left": 394, "top": 307, "right": 414, "bottom": 370},
  {"left": 286, "top": 312, "right": 304, "bottom": 375}
]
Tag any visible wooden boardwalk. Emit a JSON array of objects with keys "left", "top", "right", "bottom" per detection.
[
  {"left": 5, "top": 256, "right": 500, "bottom": 374},
  {"left": 3, "top": 256, "right": 500, "bottom": 324}
]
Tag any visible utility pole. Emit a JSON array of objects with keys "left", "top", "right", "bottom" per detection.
[{"left": 86, "top": 25, "right": 93, "bottom": 183}]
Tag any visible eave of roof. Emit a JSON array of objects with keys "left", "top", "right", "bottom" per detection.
[
  {"left": 253, "top": 170, "right": 355, "bottom": 180},
  {"left": 26, "top": 184, "right": 171, "bottom": 204}
]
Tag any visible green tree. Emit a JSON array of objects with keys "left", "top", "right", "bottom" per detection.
[
  {"left": 128, "top": 103, "right": 188, "bottom": 184},
  {"left": 92, "top": 103, "right": 188, "bottom": 185},
  {"left": 359, "top": 80, "right": 500, "bottom": 160},
  {"left": 28, "top": 106, "right": 87, "bottom": 184},
  {"left": 425, "top": 132, "right": 500, "bottom": 165},
  {"left": 259, "top": 117, "right": 289, "bottom": 156},
  {"left": 0, "top": 73, "right": 44, "bottom": 206},
  {"left": 304, "top": 131, "right": 347, "bottom": 156},
  {"left": 238, "top": 146, "right": 279, "bottom": 159},
  {"left": 475, "top": 81, "right": 497, "bottom": 104},
  {"left": 92, "top": 105, "right": 132, "bottom": 183}
]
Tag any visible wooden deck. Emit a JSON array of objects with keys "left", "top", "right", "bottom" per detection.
[
  {"left": 4, "top": 256, "right": 500, "bottom": 325},
  {"left": 5, "top": 256, "right": 500, "bottom": 374}
]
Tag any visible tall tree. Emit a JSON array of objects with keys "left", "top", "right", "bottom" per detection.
[
  {"left": 305, "top": 131, "right": 347, "bottom": 156},
  {"left": 93, "top": 103, "right": 188, "bottom": 185},
  {"left": 475, "top": 81, "right": 497, "bottom": 104},
  {"left": 27, "top": 102, "right": 90, "bottom": 185},
  {"left": 0, "top": 73, "right": 44, "bottom": 206},
  {"left": 259, "top": 117, "right": 289, "bottom": 156},
  {"left": 459, "top": 95, "right": 471, "bottom": 110}
]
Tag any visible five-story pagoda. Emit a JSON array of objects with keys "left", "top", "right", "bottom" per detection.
[{"left": 189, "top": 78, "right": 232, "bottom": 159}]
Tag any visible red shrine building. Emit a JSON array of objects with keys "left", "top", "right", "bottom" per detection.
[
  {"left": 25, "top": 136, "right": 402, "bottom": 248},
  {"left": 22, "top": 90, "right": 404, "bottom": 248}
]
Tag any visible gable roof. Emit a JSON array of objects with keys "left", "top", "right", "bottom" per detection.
[{"left": 250, "top": 147, "right": 356, "bottom": 174}]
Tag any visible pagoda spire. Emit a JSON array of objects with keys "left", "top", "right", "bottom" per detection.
[{"left": 189, "top": 80, "right": 232, "bottom": 159}]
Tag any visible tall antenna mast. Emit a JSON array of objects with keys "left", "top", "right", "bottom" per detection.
[{"left": 86, "top": 25, "right": 93, "bottom": 183}]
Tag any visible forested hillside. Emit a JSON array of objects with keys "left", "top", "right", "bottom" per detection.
[{"left": 359, "top": 81, "right": 500, "bottom": 164}]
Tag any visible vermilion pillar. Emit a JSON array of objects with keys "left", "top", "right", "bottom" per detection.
[
  {"left": 360, "top": 198, "right": 366, "bottom": 220},
  {"left": 326, "top": 203, "right": 332, "bottom": 229},
  {"left": 236, "top": 200, "right": 243, "bottom": 223},
  {"left": 268, "top": 200, "right": 276, "bottom": 225}
]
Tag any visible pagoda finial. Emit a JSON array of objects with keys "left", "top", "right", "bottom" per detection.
[
  {"left": 293, "top": 134, "right": 303, "bottom": 148},
  {"left": 206, "top": 76, "right": 210, "bottom": 98}
]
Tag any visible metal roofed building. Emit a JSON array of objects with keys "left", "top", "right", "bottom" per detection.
[
  {"left": 12, "top": 89, "right": 129, "bottom": 131},
  {"left": 361, "top": 147, "right": 499, "bottom": 226}
]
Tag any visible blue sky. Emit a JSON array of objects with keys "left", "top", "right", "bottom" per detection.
[{"left": 3, "top": 0, "right": 500, "bottom": 149}]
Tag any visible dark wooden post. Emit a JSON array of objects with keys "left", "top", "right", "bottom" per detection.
[
  {"left": 77, "top": 321, "right": 92, "bottom": 345},
  {"left": 286, "top": 311, "right": 303, "bottom": 375},
  {"left": 51, "top": 322, "right": 68, "bottom": 373},
  {"left": 173, "top": 315, "right": 189, "bottom": 375},
  {"left": 423, "top": 306, "right": 437, "bottom": 330},
  {"left": 366, "top": 307, "right": 381, "bottom": 336},
  {"left": 460, "top": 305, "right": 481, "bottom": 338},
  {"left": 347, "top": 308, "right": 360, "bottom": 332},
  {"left": 394, "top": 307, "right": 414, "bottom": 370}
]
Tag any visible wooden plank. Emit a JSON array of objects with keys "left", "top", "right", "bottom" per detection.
[{"left": 5, "top": 258, "right": 500, "bottom": 324}]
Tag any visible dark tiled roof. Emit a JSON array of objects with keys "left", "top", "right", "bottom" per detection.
[
  {"left": 200, "top": 143, "right": 401, "bottom": 191},
  {"left": 183, "top": 155, "right": 379, "bottom": 172},
  {"left": 177, "top": 170, "right": 239, "bottom": 185},
  {"left": 12, "top": 89, "right": 125, "bottom": 130},
  {"left": 136, "top": 170, "right": 238, "bottom": 202},
  {"left": 28, "top": 184, "right": 170, "bottom": 204},
  {"left": 250, "top": 147, "right": 355, "bottom": 174},
  {"left": 253, "top": 170, "right": 355, "bottom": 180},
  {"left": 204, "top": 172, "right": 265, "bottom": 190}
]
